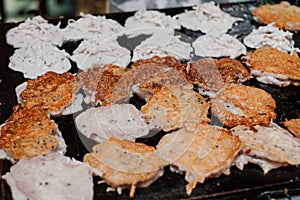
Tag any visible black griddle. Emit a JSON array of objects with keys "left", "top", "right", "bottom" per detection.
[{"left": 1, "top": 1, "right": 300, "bottom": 199}]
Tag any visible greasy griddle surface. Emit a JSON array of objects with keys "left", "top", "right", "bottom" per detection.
[{"left": 1, "top": 1, "right": 300, "bottom": 199}]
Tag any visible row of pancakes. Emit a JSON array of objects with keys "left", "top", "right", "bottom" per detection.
[
  {"left": 5, "top": 1, "right": 300, "bottom": 80},
  {"left": 1, "top": 48, "right": 300, "bottom": 198}
]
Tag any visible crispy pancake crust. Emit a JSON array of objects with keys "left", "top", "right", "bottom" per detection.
[
  {"left": 131, "top": 56, "right": 187, "bottom": 76},
  {"left": 284, "top": 118, "right": 300, "bottom": 138},
  {"left": 156, "top": 123, "right": 241, "bottom": 195},
  {"left": 95, "top": 65, "right": 127, "bottom": 106},
  {"left": 252, "top": 1, "right": 300, "bottom": 31},
  {"left": 0, "top": 104, "right": 58, "bottom": 160},
  {"left": 188, "top": 58, "right": 251, "bottom": 92},
  {"left": 141, "top": 86, "right": 210, "bottom": 131},
  {"left": 243, "top": 46, "right": 300, "bottom": 86},
  {"left": 77, "top": 64, "right": 127, "bottom": 106},
  {"left": 84, "top": 137, "right": 166, "bottom": 198},
  {"left": 111, "top": 63, "right": 193, "bottom": 103},
  {"left": 20, "top": 71, "right": 78, "bottom": 116},
  {"left": 211, "top": 84, "right": 276, "bottom": 127},
  {"left": 131, "top": 63, "right": 192, "bottom": 95}
]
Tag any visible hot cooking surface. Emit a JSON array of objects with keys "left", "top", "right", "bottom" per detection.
[{"left": 1, "top": 1, "right": 300, "bottom": 199}]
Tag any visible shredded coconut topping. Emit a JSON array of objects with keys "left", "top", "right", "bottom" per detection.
[
  {"left": 132, "top": 29, "right": 193, "bottom": 61},
  {"left": 63, "top": 13, "right": 125, "bottom": 41},
  {"left": 192, "top": 33, "right": 246, "bottom": 58},
  {"left": 8, "top": 42, "right": 71, "bottom": 79},
  {"left": 175, "top": 2, "right": 243, "bottom": 34},
  {"left": 124, "top": 10, "right": 181, "bottom": 38},
  {"left": 6, "top": 16, "right": 64, "bottom": 48},
  {"left": 71, "top": 39, "right": 131, "bottom": 70},
  {"left": 243, "top": 23, "right": 299, "bottom": 53}
]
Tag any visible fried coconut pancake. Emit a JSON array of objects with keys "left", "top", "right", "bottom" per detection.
[
  {"left": 243, "top": 46, "right": 300, "bottom": 87},
  {"left": 188, "top": 58, "right": 251, "bottom": 97},
  {"left": 284, "top": 118, "right": 300, "bottom": 138},
  {"left": 20, "top": 71, "right": 79, "bottom": 116},
  {"left": 111, "top": 63, "right": 193, "bottom": 103},
  {"left": 251, "top": 1, "right": 300, "bottom": 31},
  {"left": 77, "top": 64, "right": 127, "bottom": 106},
  {"left": 232, "top": 122, "right": 300, "bottom": 172},
  {"left": 0, "top": 104, "right": 58, "bottom": 160},
  {"left": 84, "top": 137, "right": 166, "bottom": 198},
  {"left": 211, "top": 84, "right": 276, "bottom": 128},
  {"left": 95, "top": 65, "right": 127, "bottom": 106},
  {"left": 141, "top": 86, "right": 210, "bottom": 132},
  {"left": 131, "top": 56, "right": 187, "bottom": 76},
  {"left": 156, "top": 123, "right": 241, "bottom": 195}
]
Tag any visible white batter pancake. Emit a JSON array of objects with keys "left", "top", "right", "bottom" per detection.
[
  {"left": 243, "top": 23, "right": 298, "bottom": 53},
  {"left": 63, "top": 13, "right": 125, "bottom": 41},
  {"left": 175, "top": 2, "right": 243, "bottom": 34},
  {"left": 71, "top": 39, "right": 131, "bottom": 70},
  {"left": 124, "top": 10, "right": 180, "bottom": 38},
  {"left": 132, "top": 29, "right": 193, "bottom": 61},
  {"left": 8, "top": 42, "right": 71, "bottom": 79},
  {"left": 6, "top": 16, "right": 64, "bottom": 48},
  {"left": 192, "top": 33, "right": 246, "bottom": 58}
]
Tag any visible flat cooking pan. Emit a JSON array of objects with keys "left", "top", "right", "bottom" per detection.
[{"left": 1, "top": 1, "right": 300, "bottom": 199}]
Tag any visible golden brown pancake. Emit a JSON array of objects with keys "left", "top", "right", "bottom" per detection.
[
  {"left": 20, "top": 71, "right": 78, "bottom": 116},
  {"left": 188, "top": 58, "right": 251, "bottom": 96},
  {"left": 252, "top": 1, "right": 300, "bottom": 31},
  {"left": 77, "top": 64, "right": 127, "bottom": 106},
  {"left": 0, "top": 104, "right": 58, "bottom": 160},
  {"left": 131, "top": 56, "right": 187, "bottom": 76},
  {"left": 110, "top": 63, "right": 193, "bottom": 103},
  {"left": 211, "top": 84, "right": 276, "bottom": 128},
  {"left": 141, "top": 86, "right": 210, "bottom": 132},
  {"left": 84, "top": 137, "right": 166, "bottom": 198},
  {"left": 284, "top": 118, "right": 300, "bottom": 138},
  {"left": 156, "top": 123, "right": 241, "bottom": 195},
  {"left": 95, "top": 65, "right": 127, "bottom": 106},
  {"left": 242, "top": 46, "right": 300, "bottom": 87}
]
